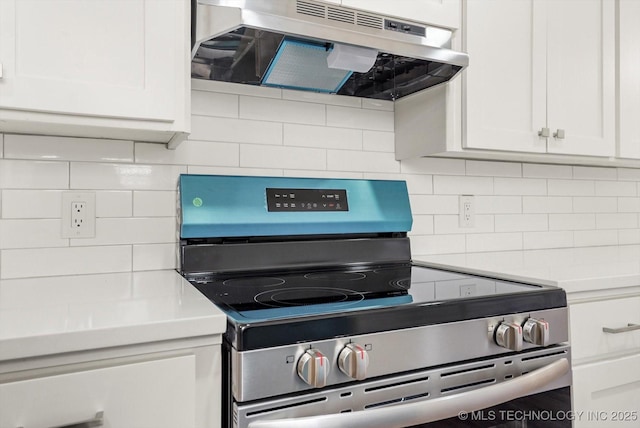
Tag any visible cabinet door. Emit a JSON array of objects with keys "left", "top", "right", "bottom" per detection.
[
  {"left": 618, "top": 0, "right": 640, "bottom": 159},
  {"left": 545, "top": 0, "right": 615, "bottom": 157},
  {"left": 0, "top": 356, "right": 196, "bottom": 428},
  {"left": 569, "top": 296, "right": 640, "bottom": 363},
  {"left": 0, "top": 0, "right": 180, "bottom": 122},
  {"left": 341, "top": 0, "right": 460, "bottom": 29},
  {"left": 463, "top": 0, "right": 547, "bottom": 153},
  {"left": 572, "top": 354, "right": 640, "bottom": 428}
]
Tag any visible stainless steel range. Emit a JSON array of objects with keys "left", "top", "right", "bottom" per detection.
[{"left": 178, "top": 174, "right": 572, "bottom": 428}]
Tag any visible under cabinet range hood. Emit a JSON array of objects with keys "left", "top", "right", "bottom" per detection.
[{"left": 191, "top": 0, "right": 469, "bottom": 101}]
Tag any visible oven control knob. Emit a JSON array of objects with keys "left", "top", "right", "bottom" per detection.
[
  {"left": 297, "top": 349, "right": 329, "bottom": 388},
  {"left": 494, "top": 321, "right": 523, "bottom": 351},
  {"left": 523, "top": 318, "right": 550, "bottom": 346},
  {"left": 338, "top": 343, "right": 370, "bottom": 380}
]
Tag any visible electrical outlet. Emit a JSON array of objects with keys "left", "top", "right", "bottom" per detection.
[
  {"left": 459, "top": 195, "right": 475, "bottom": 228},
  {"left": 62, "top": 192, "right": 96, "bottom": 238},
  {"left": 460, "top": 284, "right": 477, "bottom": 297}
]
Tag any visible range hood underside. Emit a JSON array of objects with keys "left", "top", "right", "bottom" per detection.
[{"left": 191, "top": 0, "right": 468, "bottom": 101}]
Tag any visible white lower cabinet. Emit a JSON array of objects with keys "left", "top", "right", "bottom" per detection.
[
  {"left": 0, "top": 343, "right": 221, "bottom": 428},
  {"left": 569, "top": 294, "right": 640, "bottom": 428},
  {"left": 572, "top": 355, "right": 640, "bottom": 428},
  {"left": 1, "top": 356, "right": 195, "bottom": 428}
]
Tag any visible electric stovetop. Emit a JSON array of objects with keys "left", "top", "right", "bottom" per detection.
[{"left": 189, "top": 262, "right": 567, "bottom": 351}]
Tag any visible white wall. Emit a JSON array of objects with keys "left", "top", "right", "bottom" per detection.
[{"left": 1, "top": 81, "right": 639, "bottom": 279}]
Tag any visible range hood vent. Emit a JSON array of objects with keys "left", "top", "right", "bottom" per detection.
[{"left": 191, "top": 0, "right": 469, "bottom": 101}]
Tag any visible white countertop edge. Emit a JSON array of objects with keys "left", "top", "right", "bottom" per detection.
[
  {"left": 0, "top": 270, "right": 227, "bottom": 362},
  {"left": 414, "top": 245, "right": 640, "bottom": 295},
  {"left": 0, "top": 317, "right": 225, "bottom": 362}
]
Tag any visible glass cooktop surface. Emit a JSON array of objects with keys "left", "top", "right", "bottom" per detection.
[{"left": 190, "top": 263, "right": 540, "bottom": 322}]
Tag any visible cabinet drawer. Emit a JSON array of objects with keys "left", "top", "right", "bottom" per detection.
[
  {"left": 572, "top": 354, "right": 640, "bottom": 428},
  {"left": 0, "top": 355, "right": 195, "bottom": 428},
  {"left": 570, "top": 296, "right": 640, "bottom": 361}
]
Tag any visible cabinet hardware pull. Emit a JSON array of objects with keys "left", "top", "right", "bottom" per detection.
[
  {"left": 553, "top": 129, "right": 566, "bottom": 139},
  {"left": 17, "top": 410, "right": 104, "bottom": 428},
  {"left": 602, "top": 323, "right": 640, "bottom": 334},
  {"left": 538, "top": 127, "right": 550, "bottom": 138}
]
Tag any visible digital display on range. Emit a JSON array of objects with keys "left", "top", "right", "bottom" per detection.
[{"left": 266, "top": 188, "right": 349, "bottom": 212}]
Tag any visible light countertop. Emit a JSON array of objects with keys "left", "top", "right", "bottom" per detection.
[
  {"left": 0, "top": 270, "right": 226, "bottom": 361},
  {"left": 415, "top": 245, "right": 640, "bottom": 295}
]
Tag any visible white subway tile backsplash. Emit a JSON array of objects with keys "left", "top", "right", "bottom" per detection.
[
  {"left": 135, "top": 141, "right": 239, "bottom": 167},
  {"left": 191, "top": 79, "right": 282, "bottom": 98},
  {"left": 240, "top": 96, "right": 326, "bottom": 125},
  {"left": 0, "top": 246, "right": 132, "bottom": 279},
  {"left": 410, "top": 215, "right": 434, "bottom": 235},
  {"left": 495, "top": 214, "right": 548, "bottom": 232},
  {"left": 475, "top": 196, "right": 522, "bottom": 214},
  {"left": 523, "top": 196, "right": 572, "bottom": 213},
  {"left": 574, "top": 230, "right": 618, "bottom": 247},
  {"left": 401, "top": 157, "right": 466, "bottom": 176},
  {"left": 433, "top": 176, "right": 493, "bottom": 195},
  {"left": 241, "top": 145, "right": 326, "bottom": 170},
  {"left": 523, "top": 231, "right": 573, "bottom": 250},
  {"left": 466, "top": 233, "right": 523, "bottom": 253},
  {"left": 188, "top": 165, "right": 283, "bottom": 177},
  {"left": 595, "top": 180, "right": 637, "bottom": 197},
  {"left": 573, "top": 197, "right": 617, "bottom": 213},
  {"left": 411, "top": 234, "right": 466, "bottom": 255},
  {"left": 362, "top": 98, "right": 394, "bottom": 112},
  {"left": 573, "top": 166, "right": 617, "bottom": 180},
  {"left": 191, "top": 90, "right": 238, "bottom": 118},
  {"left": 134, "top": 191, "right": 176, "bottom": 217},
  {"left": 190, "top": 115, "right": 283, "bottom": 145},
  {"left": 409, "top": 195, "right": 459, "bottom": 215},
  {"left": 70, "top": 217, "right": 175, "bottom": 246},
  {"left": 617, "top": 168, "right": 640, "bottom": 181},
  {"left": 435, "top": 215, "right": 494, "bottom": 234},
  {"left": 1, "top": 190, "right": 63, "bottom": 218},
  {"left": 362, "top": 131, "right": 394, "bottom": 153},
  {"left": 4, "top": 135, "right": 133, "bottom": 163},
  {"left": 71, "top": 163, "right": 186, "bottom": 190},
  {"left": 522, "top": 163, "right": 572, "bottom": 179},
  {"left": 403, "top": 174, "right": 433, "bottom": 195},
  {"left": 282, "top": 90, "right": 362, "bottom": 108},
  {"left": 326, "top": 106, "right": 393, "bottom": 131},
  {"left": 494, "top": 178, "right": 546, "bottom": 196},
  {"left": 0, "top": 160, "right": 69, "bottom": 189},
  {"left": 619, "top": 229, "right": 640, "bottom": 245},
  {"left": 284, "top": 124, "right": 362, "bottom": 150},
  {"left": 596, "top": 213, "right": 638, "bottom": 229},
  {"left": 3, "top": 87, "right": 640, "bottom": 279},
  {"left": 133, "top": 243, "right": 176, "bottom": 271},
  {"left": 549, "top": 214, "right": 596, "bottom": 231},
  {"left": 290, "top": 170, "right": 362, "bottom": 179},
  {"left": 327, "top": 149, "right": 399, "bottom": 173},
  {"left": 618, "top": 197, "right": 640, "bottom": 212},
  {"left": 96, "top": 191, "right": 132, "bottom": 218},
  {"left": 466, "top": 161, "right": 522, "bottom": 177},
  {"left": 548, "top": 179, "right": 595, "bottom": 196},
  {"left": 0, "top": 219, "right": 68, "bottom": 249}
]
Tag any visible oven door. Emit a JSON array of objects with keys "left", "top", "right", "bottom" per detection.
[{"left": 238, "top": 347, "right": 572, "bottom": 428}]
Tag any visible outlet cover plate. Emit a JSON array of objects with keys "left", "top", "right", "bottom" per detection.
[{"left": 62, "top": 191, "right": 96, "bottom": 238}]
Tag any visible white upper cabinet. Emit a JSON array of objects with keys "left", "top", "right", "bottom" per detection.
[
  {"left": 618, "top": 0, "right": 640, "bottom": 159},
  {"left": 464, "top": 0, "right": 547, "bottom": 154},
  {"left": 340, "top": 0, "right": 460, "bottom": 29},
  {"left": 464, "top": 0, "right": 615, "bottom": 158},
  {"left": 0, "top": 0, "right": 190, "bottom": 145}
]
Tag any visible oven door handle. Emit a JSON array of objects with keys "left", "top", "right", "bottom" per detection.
[{"left": 247, "top": 358, "right": 569, "bottom": 428}]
